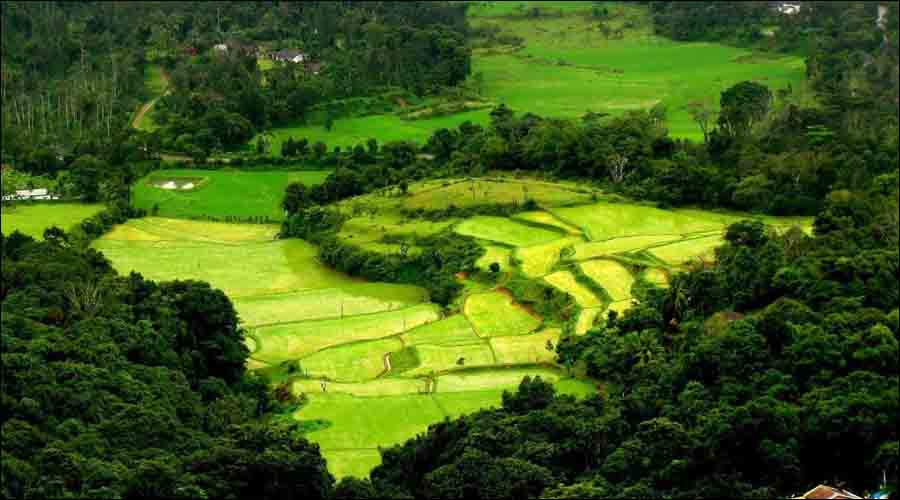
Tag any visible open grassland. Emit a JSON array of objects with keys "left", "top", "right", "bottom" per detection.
[
  {"left": 465, "top": 291, "right": 542, "bottom": 338},
  {"left": 455, "top": 216, "right": 563, "bottom": 247},
  {"left": 516, "top": 236, "right": 584, "bottom": 278},
  {"left": 1, "top": 203, "right": 104, "bottom": 239},
  {"left": 470, "top": 2, "right": 806, "bottom": 141},
  {"left": 132, "top": 169, "right": 330, "bottom": 221},
  {"left": 579, "top": 260, "right": 635, "bottom": 301},
  {"left": 544, "top": 270, "right": 604, "bottom": 308}
]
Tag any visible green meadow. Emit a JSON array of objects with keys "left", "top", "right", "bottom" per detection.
[
  {"left": 257, "top": 1, "right": 805, "bottom": 151},
  {"left": 132, "top": 169, "right": 330, "bottom": 221},
  {"left": 1, "top": 203, "right": 105, "bottom": 239}
]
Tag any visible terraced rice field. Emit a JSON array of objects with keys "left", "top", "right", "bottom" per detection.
[
  {"left": 579, "top": 260, "right": 635, "bottom": 301},
  {"left": 544, "top": 270, "right": 604, "bottom": 308},
  {"left": 516, "top": 236, "right": 584, "bottom": 278},
  {"left": 465, "top": 291, "right": 542, "bottom": 338},
  {"left": 404, "top": 179, "right": 592, "bottom": 210},
  {"left": 455, "top": 216, "right": 563, "bottom": 247},
  {"left": 95, "top": 216, "right": 595, "bottom": 478},
  {"left": 1, "top": 203, "right": 104, "bottom": 239}
]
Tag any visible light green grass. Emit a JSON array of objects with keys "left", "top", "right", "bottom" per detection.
[
  {"left": 512, "top": 211, "right": 584, "bottom": 235},
  {"left": 643, "top": 268, "right": 670, "bottom": 287},
  {"left": 490, "top": 329, "right": 560, "bottom": 365},
  {"left": 477, "top": 245, "right": 513, "bottom": 272},
  {"left": 252, "top": 304, "right": 441, "bottom": 365},
  {"left": 407, "top": 343, "right": 496, "bottom": 376},
  {"left": 95, "top": 235, "right": 354, "bottom": 299},
  {"left": 234, "top": 286, "right": 427, "bottom": 327},
  {"left": 401, "top": 315, "right": 483, "bottom": 346},
  {"left": 456, "top": 216, "right": 562, "bottom": 247},
  {"left": 1, "top": 203, "right": 104, "bottom": 239},
  {"left": 321, "top": 450, "right": 383, "bottom": 482},
  {"left": 551, "top": 202, "right": 726, "bottom": 241},
  {"left": 544, "top": 270, "right": 604, "bottom": 308},
  {"left": 579, "top": 259, "right": 635, "bottom": 301},
  {"left": 465, "top": 291, "right": 542, "bottom": 338},
  {"left": 516, "top": 236, "right": 583, "bottom": 277},
  {"left": 301, "top": 337, "right": 403, "bottom": 382},
  {"left": 293, "top": 378, "right": 428, "bottom": 397},
  {"left": 297, "top": 392, "right": 446, "bottom": 450},
  {"left": 132, "top": 169, "right": 330, "bottom": 221},
  {"left": 572, "top": 235, "right": 682, "bottom": 259},
  {"left": 436, "top": 366, "right": 571, "bottom": 393},
  {"left": 338, "top": 213, "right": 456, "bottom": 245},
  {"left": 472, "top": 4, "right": 806, "bottom": 140},
  {"left": 405, "top": 179, "right": 591, "bottom": 210},
  {"left": 576, "top": 308, "right": 604, "bottom": 335},
  {"left": 648, "top": 234, "right": 724, "bottom": 266}
]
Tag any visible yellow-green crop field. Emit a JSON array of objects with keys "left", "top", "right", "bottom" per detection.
[{"left": 1, "top": 203, "right": 105, "bottom": 239}]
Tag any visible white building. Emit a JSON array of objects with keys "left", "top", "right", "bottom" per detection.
[{"left": 2, "top": 188, "right": 59, "bottom": 202}]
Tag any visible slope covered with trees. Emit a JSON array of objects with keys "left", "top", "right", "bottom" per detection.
[{"left": 0, "top": 232, "right": 334, "bottom": 498}]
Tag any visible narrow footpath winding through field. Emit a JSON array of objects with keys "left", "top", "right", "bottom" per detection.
[{"left": 132, "top": 68, "right": 170, "bottom": 130}]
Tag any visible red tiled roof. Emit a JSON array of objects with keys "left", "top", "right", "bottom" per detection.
[{"left": 796, "top": 485, "right": 864, "bottom": 500}]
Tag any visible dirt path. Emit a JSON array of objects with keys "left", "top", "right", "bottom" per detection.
[
  {"left": 132, "top": 69, "right": 171, "bottom": 130},
  {"left": 383, "top": 352, "right": 392, "bottom": 374}
]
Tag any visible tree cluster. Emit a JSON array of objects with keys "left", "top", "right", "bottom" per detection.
[{"left": 1, "top": 231, "right": 336, "bottom": 499}]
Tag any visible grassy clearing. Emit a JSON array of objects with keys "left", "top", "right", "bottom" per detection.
[
  {"left": 579, "top": 260, "right": 635, "bottom": 301},
  {"left": 404, "top": 179, "right": 591, "bottom": 210},
  {"left": 512, "top": 211, "right": 584, "bottom": 235},
  {"left": 471, "top": 3, "right": 806, "bottom": 141},
  {"left": 516, "top": 236, "right": 583, "bottom": 278},
  {"left": 301, "top": 337, "right": 403, "bottom": 382},
  {"left": 544, "top": 270, "right": 604, "bottom": 308},
  {"left": 1, "top": 203, "right": 104, "bottom": 238},
  {"left": 572, "top": 235, "right": 682, "bottom": 260},
  {"left": 648, "top": 234, "right": 724, "bottom": 266},
  {"left": 465, "top": 291, "right": 542, "bottom": 338},
  {"left": 436, "top": 367, "right": 574, "bottom": 393},
  {"left": 132, "top": 169, "right": 330, "bottom": 221},
  {"left": 490, "top": 329, "right": 560, "bottom": 365},
  {"left": 252, "top": 304, "right": 441, "bottom": 365},
  {"left": 455, "top": 216, "right": 563, "bottom": 247},
  {"left": 321, "top": 450, "right": 384, "bottom": 483}
]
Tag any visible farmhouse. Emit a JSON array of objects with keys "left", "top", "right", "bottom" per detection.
[
  {"left": 773, "top": 2, "right": 802, "bottom": 15},
  {"left": 2, "top": 188, "right": 59, "bottom": 202},
  {"left": 793, "top": 485, "right": 863, "bottom": 499},
  {"left": 270, "top": 49, "right": 308, "bottom": 64}
]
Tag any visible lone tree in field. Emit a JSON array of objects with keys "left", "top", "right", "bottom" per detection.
[
  {"left": 608, "top": 153, "right": 630, "bottom": 184},
  {"left": 718, "top": 81, "right": 773, "bottom": 139},
  {"left": 686, "top": 100, "right": 716, "bottom": 143}
]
